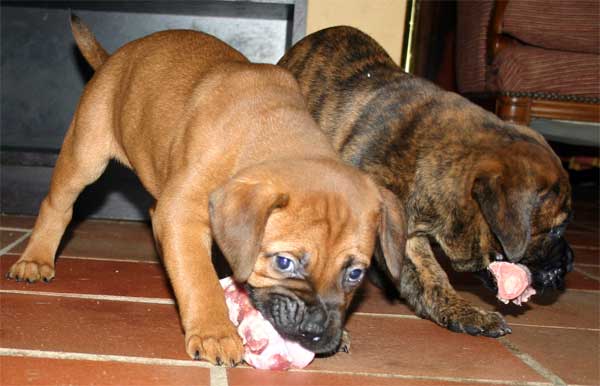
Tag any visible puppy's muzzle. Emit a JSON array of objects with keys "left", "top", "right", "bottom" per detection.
[
  {"left": 271, "top": 295, "right": 328, "bottom": 338},
  {"left": 476, "top": 238, "right": 574, "bottom": 293},
  {"left": 530, "top": 238, "right": 574, "bottom": 291},
  {"left": 247, "top": 286, "right": 343, "bottom": 354}
]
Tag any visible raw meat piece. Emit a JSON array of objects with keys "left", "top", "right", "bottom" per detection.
[
  {"left": 220, "top": 277, "right": 315, "bottom": 370},
  {"left": 488, "top": 262, "right": 536, "bottom": 305}
]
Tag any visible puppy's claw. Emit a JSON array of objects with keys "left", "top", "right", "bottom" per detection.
[
  {"left": 464, "top": 325, "right": 484, "bottom": 336},
  {"left": 194, "top": 351, "right": 201, "bottom": 361},
  {"left": 6, "top": 260, "right": 55, "bottom": 284},
  {"left": 447, "top": 320, "right": 461, "bottom": 333},
  {"left": 337, "top": 329, "right": 351, "bottom": 353}
]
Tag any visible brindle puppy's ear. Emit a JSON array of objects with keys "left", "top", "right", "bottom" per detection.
[
  {"left": 472, "top": 174, "right": 532, "bottom": 261},
  {"left": 375, "top": 187, "right": 407, "bottom": 284},
  {"left": 209, "top": 180, "right": 289, "bottom": 282}
]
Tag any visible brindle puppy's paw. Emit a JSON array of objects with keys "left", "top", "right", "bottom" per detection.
[
  {"left": 337, "top": 329, "right": 351, "bottom": 353},
  {"left": 6, "top": 259, "right": 55, "bottom": 283},
  {"left": 441, "top": 303, "right": 512, "bottom": 338},
  {"left": 186, "top": 326, "right": 244, "bottom": 366}
]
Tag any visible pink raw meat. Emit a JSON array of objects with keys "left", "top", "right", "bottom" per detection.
[
  {"left": 488, "top": 262, "right": 536, "bottom": 305},
  {"left": 220, "top": 277, "right": 315, "bottom": 370}
]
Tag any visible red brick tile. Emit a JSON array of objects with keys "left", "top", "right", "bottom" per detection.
[
  {"left": 353, "top": 274, "right": 600, "bottom": 335},
  {"left": 569, "top": 222, "right": 599, "bottom": 234},
  {"left": 307, "top": 316, "right": 545, "bottom": 383},
  {"left": 1, "top": 356, "right": 210, "bottom": 386},
  {"left": 1, "top": 293, "right": 543, "bottom": 383},
  {"left": 1, "top": 255, "right": 172, "bottom": 299},
  {"left": 0, "top": 230, "right": 28, "bottom": 250},
  {"left": 356, "top": 277, "right": 600, "bottom": 331},
  {"left": 573, "top": 246, "right": 600, "bottom": 265},
  {"left": 228, "top": 368, "right": 492, "bottom": 386},
  {"left": 0, "top": 215, "right": 36, "bottom": 230},
  {"left": 567, "top": 229, "right": 599, "bottom": 249},
  {"left": 10, "top": 219, "right": 159, "bottom": 262},
  {"left": 1, "top": 294, "right": 188, "bottom": 360},
  {"left": 564, "top": 269, "right": 599, "bottom": 290},
  {"left": 459, "top": 288, "right": 600, "bottom": 330},
  {"left": 506, "top": 326, "right": 600, "bottom": 385},
  {"left": 571, "top": 211, "right": 599, "bottom": 232},
  {"left": 351, "top": 282, "right": 414, "bottom": 316},
  {"left": 576, "top": 265, "right": 600, "bottom": 280}
]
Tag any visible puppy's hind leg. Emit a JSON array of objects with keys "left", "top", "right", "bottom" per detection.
[{"left": 6, "top": 117, "right": 112, "bottom": 283}]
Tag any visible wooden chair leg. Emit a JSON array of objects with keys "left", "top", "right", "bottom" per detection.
[{"left": 496, "top": 95, "right": 532, "bottom": 125}]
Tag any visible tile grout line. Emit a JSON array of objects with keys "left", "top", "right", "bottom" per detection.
[
  {"left": 0, "top": 253, "right": 160, "bottom": 264},
  {"left": 570, "top": 244, "right": 600, "bottom": 251},
  {"left": 353, "top": 311, "right": 420, "bottom": 320},
  {"left": 3, "top": 290, "right": 599, "bottom": 332},
  {"left": 210, "top": 367, "right": 229, "bottom": 386},
  {"left": 0, "top": 226, "right": 33, "bottom": 232},
  {"left": 0, "top": 347, "right": 552, "bottom": 386},
  {"left": 289, "top": 367, "right": 553, "bottom": 386},
  {"left": 507, "top": 323, "right": 599, "bottom": 332},
  {"left": 574, "top": 266, "right": 600, "bottom": 281},
  {"left": 0, "top": 289, "right": 175, "bottom": 305},
  {"left": 499, "top": 337, "right": 567, "bottom": 386},
  {"left": 353, "top": 312, "right": 600, "bottom": 331},
  {"left": 0, "top": 231, "right": 31, "bottom": 256},
  {"left": 0, "top": 347, "right": 210, "bottom": 368},
  {"left": 576, "top": 263, "right": 600, "bottom": 268},
  {"left": 57, "top": 255, "right": 160, "bottom": 264}
]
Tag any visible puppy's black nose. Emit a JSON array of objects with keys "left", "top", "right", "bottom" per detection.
[{"left": 299, "top": 306, "right": 328, "bottom": 339}]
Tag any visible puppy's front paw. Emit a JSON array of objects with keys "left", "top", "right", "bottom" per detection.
[
  {"left": 441, "top": 302, "right": 512, "bottom": 338},
  {"left": 6, "top": 258, "right": 55, "bottom": 283},
  {"left": 186, "top": 325, "right": 244, "bottom": 366}
]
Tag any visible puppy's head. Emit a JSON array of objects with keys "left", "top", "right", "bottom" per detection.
[
  {"left": 468, "top": 139, "right": 573, "bottom": 291},
  {"left": 209, "top": 159, "right": 405, "bottom": 353}
]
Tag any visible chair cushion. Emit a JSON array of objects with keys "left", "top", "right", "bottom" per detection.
[
  {"left": 503, "top": 0, "right": 599, "bottom": 55},
  {"left": 489, "top": 44, "right": 599, "bottom": 98}
]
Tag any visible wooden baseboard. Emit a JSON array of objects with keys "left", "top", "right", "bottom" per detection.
[{"left": 495, "top": 95, "right": 600, "bottom": 125}]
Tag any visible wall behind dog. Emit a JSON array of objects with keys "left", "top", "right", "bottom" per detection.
[
  {"left": 306, "top": 0, "right": 407, "bottom": 64},
  {"left": 1, "top": 1, "right": 304, "bottom": 220}
]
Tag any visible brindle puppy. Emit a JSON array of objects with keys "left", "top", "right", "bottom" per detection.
[{"left": 279, "top": 26, "right": 573, "bottom": 337}]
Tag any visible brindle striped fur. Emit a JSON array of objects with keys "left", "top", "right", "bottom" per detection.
[{"left": 279, "top": 26, "right": 573, "bottom": 337}]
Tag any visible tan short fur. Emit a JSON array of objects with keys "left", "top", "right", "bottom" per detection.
[{"left": 6, "top": 18, "right": 406, "bottom": 365}]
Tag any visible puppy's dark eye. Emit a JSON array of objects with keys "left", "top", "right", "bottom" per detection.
[
  {"left": 347, "top": 268, "right": 365, "bottom": 283},
  {"left": 275, "top": 254, "right": 295, "bottom": 272}
]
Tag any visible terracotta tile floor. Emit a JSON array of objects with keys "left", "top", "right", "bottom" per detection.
[{"left": 1, "top": 188, "right": 598, "bottom": 386}]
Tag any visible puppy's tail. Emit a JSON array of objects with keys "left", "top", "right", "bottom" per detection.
[{"left": 70, "top": 13, "right": 109, "bottom": 70}]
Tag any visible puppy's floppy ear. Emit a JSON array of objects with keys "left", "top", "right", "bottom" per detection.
[
  {"left": 209, "top": 179, "right": 289, "bottom": 282},
  {"left": 374, "top": 187, "right": 406, "bottom": 284},
  {"left": 472, "top": 173, "right": 532, "bottom": 261}
]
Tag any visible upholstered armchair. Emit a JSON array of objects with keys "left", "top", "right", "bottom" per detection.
[{"left": 455, "top": 0, "right": 599, "bottom": 127}]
